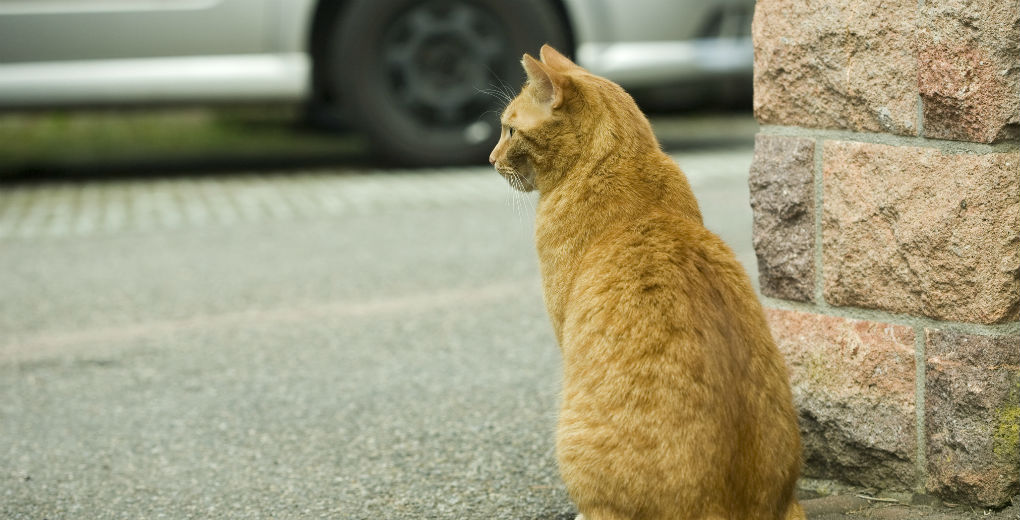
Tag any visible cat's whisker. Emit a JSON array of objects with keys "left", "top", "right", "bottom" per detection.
[
  {"left": 512, "top": 175, "right": 531, "bottom": 226},
  {"left": 477, "top": 108, "right": 503, "bottom": 121},
  {"left": 490, "top": 72, "right": 517, "bottom": 103},
  {"left": 510, "top": 175, "right": 525, "bottom": 223},
  {"left": 483, "top": 65, "right": 516, "bottom": 100},
  {"left": 509, "top": 173, "right": 529, "bottom": 213},
  {"left": 476, "top": 85, "right": 512, "bottom": 108},
  {"left": 500, "top": 171, "right": 519, "bottom": 220},
  {"left": 495, "top": 88, "right": 514, "bottom": 105},
  {"left": 513, "top": 174, "right": 537, "bottom": 223},
  {"left": 514, "top": 183, "right": 527, "bottom": 228},
  {"left": 521, "top": 185, "right": 537, "bottom": 215},
  {"left": 477, "top": 87, "right": 507, "bottom": 103}
]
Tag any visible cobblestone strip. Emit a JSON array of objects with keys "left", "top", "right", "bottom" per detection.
[
  {"left": 0, "top": 151, "right": 751, "bottom": 241},
  {"left": 0, "top": 167, "right": 506, "bottom": 240}
]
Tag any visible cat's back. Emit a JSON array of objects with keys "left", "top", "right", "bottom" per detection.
[
  {"left": 560, "top": 208, "right": 770, "bottom": 397},
  {"left": 556, "top": 208, "right": 801, "bottom": 519},
  {"left": 565, "top": 207, "right": 762, "bottom": 346}
]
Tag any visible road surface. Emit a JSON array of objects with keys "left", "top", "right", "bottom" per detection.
[
  {"left": 4, "top": 120, "right": 1011, "bottom": 519},
  {"left": 0, "top": 145, "right": 754, "bottom": 519}
]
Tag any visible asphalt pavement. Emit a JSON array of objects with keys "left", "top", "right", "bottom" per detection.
[
  {"left": 2, "top": 113, "right": 1016, "bottom": 519},
  {"left": 2, "top": 172, "right": 562, "bottom": 519}
]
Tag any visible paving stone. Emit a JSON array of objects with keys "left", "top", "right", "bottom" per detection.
[{"left": 0, "top": 169, "right": 507, "bottom": 240}]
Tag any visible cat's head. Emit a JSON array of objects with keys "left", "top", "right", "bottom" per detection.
[{"left": 489, "top": 44, "right": 653, "bottom": 193}]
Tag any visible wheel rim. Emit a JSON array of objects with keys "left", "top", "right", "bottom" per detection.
[{"left": 381, "top": 1, "right": 511, "bottom": 144}]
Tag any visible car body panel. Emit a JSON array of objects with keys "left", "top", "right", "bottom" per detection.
[
  {"left": 0, "top": 0, "right": 269, "bottom": 62},
  {"left": 0, "top": 54, "right": 309, "bottom": 105},
  {"left": 576, "top": 38, "right": 752, "bottom": 88},
  {"left": 0, "top": 0, "right": 752, "bottom": 106},
  {"left": 0, "top": 0, "right": 316, "bottom": 105},
  {"left": 268, "top": 0, "right": 318, "bottom": 53},
  {"left": 564, "top": 0, "right": 753, "bottom": 87}
]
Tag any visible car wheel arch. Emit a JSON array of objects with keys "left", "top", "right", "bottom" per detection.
[{"left": 305, "top": 0, "right": 577, "bottom": 107}]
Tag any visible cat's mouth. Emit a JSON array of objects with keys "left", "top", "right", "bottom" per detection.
[{"left": 494, "top": 164, "right": 536, "bottom": 193}]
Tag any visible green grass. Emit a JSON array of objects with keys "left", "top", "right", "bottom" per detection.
[
  {"left": 0, "top": 107, "right": 756, "bottom": 176},
  {"left": 0, "top": 106, "right": 366, "bottom": 174}
]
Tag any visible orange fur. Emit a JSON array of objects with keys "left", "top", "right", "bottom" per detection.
[{"left": 490, "top": 45, "right": 804, "bottom": 520}]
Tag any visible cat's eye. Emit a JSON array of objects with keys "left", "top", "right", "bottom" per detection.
[{"left": 505, "top": 125, "right": 515, "bottom": 138}]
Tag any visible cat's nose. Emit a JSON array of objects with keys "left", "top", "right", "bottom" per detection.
[{"left": 488, "top": 153, "right": 495, "bottom": 165}]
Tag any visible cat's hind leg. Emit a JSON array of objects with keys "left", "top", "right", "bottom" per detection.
[
  {"left": 574, "top": 508, "right": 631, "bottom": 520},
  {"left": 783, "top": 500, "right": 806, "bottom": 520}
]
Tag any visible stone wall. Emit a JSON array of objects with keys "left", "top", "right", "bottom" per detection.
[{"left": 750, "top": 0, "right": 1019, "bottom": 507}]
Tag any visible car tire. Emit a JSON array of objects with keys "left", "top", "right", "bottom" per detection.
[{"left": 328, "top": 0, "right": 568, "bottom": 166}]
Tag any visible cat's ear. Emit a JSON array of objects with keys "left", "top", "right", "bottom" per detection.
[
  {"left": 522, "top": 53, "right": 566, "bottom": 109},
  {"left": 539, "top": 44, "right": 577, "bottom": 71}
]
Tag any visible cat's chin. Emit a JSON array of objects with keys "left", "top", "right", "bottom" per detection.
[{"left": 495, "top": 166, "right": 536, "bottom": 193}]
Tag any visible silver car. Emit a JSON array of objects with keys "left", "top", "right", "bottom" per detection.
[{"left": 0, "top": 0, "right": 752, "bottom": 165}]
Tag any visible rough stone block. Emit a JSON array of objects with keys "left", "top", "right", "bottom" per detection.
[
  {"left": 753, "top": 0, "right": 918, "bottom": 135},
  {"left": 749, "top": 135, "right": 815, "bottom": 302},
  {"left": 766, "top": 308, "right": 917, "bottom": 489},
  {"left": 918, "top": 0, "right": 1020, "bottom": 143},
  {"left": 926, "top": 330, "right": 1020, "bottom": 507},
  {"left": 822, "top": 141, "right": 1020, "bottom": 324}
]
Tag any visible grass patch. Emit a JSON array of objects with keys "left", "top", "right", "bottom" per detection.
[{"left": 0, "top": 106, "right": 366, "bottom": 175}]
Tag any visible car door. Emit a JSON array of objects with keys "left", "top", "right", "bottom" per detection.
[
  {"left": 0, "top": 0, "right": 270, "bottom": 63},
  {"left": 566, "top": 0, "right": 755, "bottom": 88},
  {"left": 0, "top": 0, "right": 318, "bottom": 107}
]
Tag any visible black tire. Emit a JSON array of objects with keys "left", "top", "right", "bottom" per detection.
[{"left": 328, "top": 0, "right": 569, "bottom": 166}]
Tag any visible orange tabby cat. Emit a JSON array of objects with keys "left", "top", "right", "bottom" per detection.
[{"left": 489, "top": 45, "right": 804, "bottom": 520}]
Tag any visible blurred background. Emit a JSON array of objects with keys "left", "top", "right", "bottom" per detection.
[
  {"left": 0, "top": 1, "right": 762, "bottom": 518},
  {"left": 0, "top": 0, "right": 754, "bottom": 170}
]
